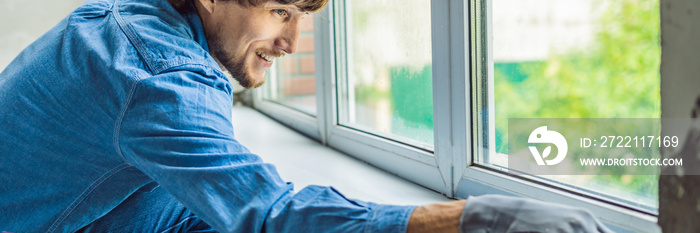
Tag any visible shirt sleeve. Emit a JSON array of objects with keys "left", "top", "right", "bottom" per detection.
[{"left": 117, "top": 69, "right": 416, "bottom": 233}]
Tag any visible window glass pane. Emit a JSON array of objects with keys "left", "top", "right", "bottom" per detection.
[
  {"left": 338, "top": 0, "right": 434, "bottom": 148},
  {"left": 475, "top": 0, "right": 660, "bottom": 210},
  {"left": 263, "top": 15, "right": 317, "bottom": 115}
]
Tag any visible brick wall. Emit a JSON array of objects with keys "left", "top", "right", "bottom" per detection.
[{"left": 277, "top": 15, "right": 316, "bottom": 96}]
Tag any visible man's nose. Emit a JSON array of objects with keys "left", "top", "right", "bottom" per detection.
[{"left": 276, "top": 19, "right": 301, "bottom": 54}]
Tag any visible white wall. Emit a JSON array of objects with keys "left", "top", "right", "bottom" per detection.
[{"left": 0, "top": 0, "right": 85, "bottom": 71}]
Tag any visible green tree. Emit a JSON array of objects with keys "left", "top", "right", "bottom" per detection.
[{"left": 494, "top": 0, "right": 661, "bottom": 207}]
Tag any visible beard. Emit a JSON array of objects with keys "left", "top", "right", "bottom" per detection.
[
  {"left": 206, "top": 26, "right": 268, "bottom": 89},
  {"left": 209, "top": 41, "right": 265, "bottom": 89}
]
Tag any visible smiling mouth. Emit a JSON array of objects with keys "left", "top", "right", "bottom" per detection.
[
  {"left": 257, "top": 51, "right": 287, "bottom": 63},
  {"left": 255, "top": 49, "right": 287, "bottom": 63},
  {"left": 256, "top": 52, "right": 274, "bottom": 62}
]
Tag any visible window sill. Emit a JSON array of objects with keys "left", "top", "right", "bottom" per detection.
[{"left": 231, "top": 105, "right": 450, "bottom": 206}]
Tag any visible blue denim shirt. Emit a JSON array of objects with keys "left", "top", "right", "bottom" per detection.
[{"left": 0, "top": 0, "right": 415, "bottom": 231}]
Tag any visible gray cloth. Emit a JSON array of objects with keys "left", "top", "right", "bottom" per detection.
[{"left": 459, "top": 195, "right": 614, "bottom": 233}]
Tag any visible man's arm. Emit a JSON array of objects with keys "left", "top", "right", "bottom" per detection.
[
  {"left": 407, "top": 200, "right": 466, "bottom": 233},
  {"left": 117, "top": 69, "right": 415, "bottom": 233}
]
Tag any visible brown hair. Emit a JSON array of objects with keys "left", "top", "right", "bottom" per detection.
[{"left": 169, "top": 0, "right": 328, "bottom": 13}]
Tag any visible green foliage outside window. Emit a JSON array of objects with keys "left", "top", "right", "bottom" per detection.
[
  {"left": 494, "top": 0, "right": 660, "bottom": 206},
  {"left": 354, "top": 0, "right": 660, "bottom": 208}
]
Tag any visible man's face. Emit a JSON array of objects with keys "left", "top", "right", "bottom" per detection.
[{"left": 196, "top": 0, "right": 307, "bottom": 88}]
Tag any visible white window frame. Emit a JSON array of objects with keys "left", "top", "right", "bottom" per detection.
[{"left": 253, "top": 1, "right": 663, "bottom": 232}]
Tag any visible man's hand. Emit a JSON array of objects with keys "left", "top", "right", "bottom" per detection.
[
  {"left": 459, "top": 195, "right": 613, "bottom": 233},
  {"left": 407, "top": 200, "right": 466, "bottom": 233},
  {"left": 406, "top": 195, "right": 612, "bottom": 233}
]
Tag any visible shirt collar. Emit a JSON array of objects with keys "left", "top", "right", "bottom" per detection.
[{"left": 182, "top": 1, "right": 210, "bottom": 53}]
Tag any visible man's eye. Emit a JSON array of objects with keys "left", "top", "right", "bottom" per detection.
[{"left": 274, "top": 9, "right": 288, "bottom": 16}]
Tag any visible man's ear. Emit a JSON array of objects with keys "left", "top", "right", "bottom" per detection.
[{"left": 196, "top": 0, "right": 216, "bottom": 14}]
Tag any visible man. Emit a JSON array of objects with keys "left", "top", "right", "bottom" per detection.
[{"left": 0, "top": 0, "right": 611, "bottom": 232}]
